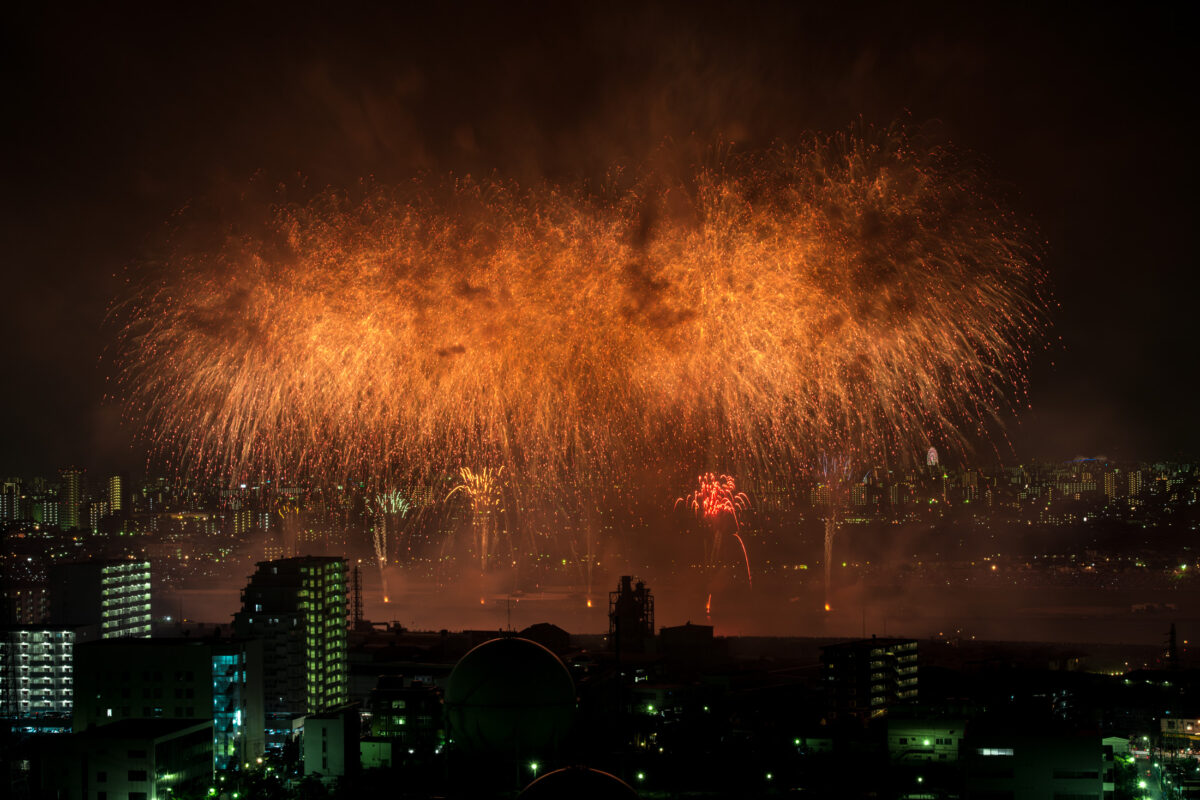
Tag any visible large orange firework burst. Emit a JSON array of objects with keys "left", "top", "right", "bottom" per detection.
[{"left": 116, "top": 122, "right": 1047, "bottom": 491}]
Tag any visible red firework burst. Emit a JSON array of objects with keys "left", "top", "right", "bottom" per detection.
[{"left": 677, "top": 473, "right": 753, "bottom": 585}]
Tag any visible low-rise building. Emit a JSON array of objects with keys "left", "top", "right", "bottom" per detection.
[
  {"left": 367, "top": 676, "right": 443, "bottom": 751},
  {"left": 1161, "top": 716, "right": 1200, "bottom": 751},
  {"left": 963, "top": 727, "right": 1103, "bottom": 800},
  {"left": 36, "top": 717, "right": 213, "bottom": 800},
  {"left": 73, "top": 637, "right": 264, "bottom": 770},
  {"left": 887, "top": 716, "right": 966, "bottom": 764},
  {"left": 303, "top": 705, "right": 359, "bottom": 782}
]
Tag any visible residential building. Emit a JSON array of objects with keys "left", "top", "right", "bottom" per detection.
[
  {"left": 822, "top": 637, "right": 918, "bottom": 720},
  {"left": 48, "top": 560, "right": 151, "bottom": 639},
  {"left": 73, "top": 637, "right": 264, "bottom": 770},
  {"left": 36, "top": 718, "right": 213, "bottom": 800},
  {"left": 59, "top": 467, "right": 84, "bottom": 530},
  {"left": 366, "top": 676, "right": 443, "bottom": 750},
  {"left": 233, "top": 557, "right": 348, "bottom": 748},
  {"left": 0, "top": 625, "right": 77, "bottom": 723},
  {"left": 302, "top": 705, "right": 359, "bottom": 782}
]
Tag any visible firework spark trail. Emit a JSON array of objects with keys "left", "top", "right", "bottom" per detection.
[
  {"left": 445, "top": 467, "right": 504, "bottom": 571},
  {"left": 118, "top": 122, "right": 1048, "bottom": 555},
  {"left": 369, "top": 490, "right": 409, "bottom": 602},
  {"left": 678, "top": 473, "right": 753, "bottom": 585},
  {"left": 816, "top": 455, "right": 853, "bottom": 612},
  {"left": 274, "top": 496, "right": 301, "bottom": 559}
]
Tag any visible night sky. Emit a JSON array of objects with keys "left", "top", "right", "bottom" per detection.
[{"left": 3, "top": 2, "right": 1196, "bottom": 476}]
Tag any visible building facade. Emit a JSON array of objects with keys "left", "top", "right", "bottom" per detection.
[
  {"left": 48, "top": 560, "right": 152, "bottom": 639},
  {"left": 0, "top": 625, "right": 76, "bottom": 722},
  {"left": 822, "top": 637, "right": 918, "bottom": 720},
  {"left": 73, "top": 637, "right": 264, "bottom": 771},
  {"left": 37, "top": 718, "right": 213, "bottom": 800},
  {"left": 58, "top": 467, "right": 83, "bottom": 530},
  {"left": 232, "top": 557, "right": 349, "bottom": 747},
  {"left": 963, "top": 729, "right": 1103, "bottom": 800}
]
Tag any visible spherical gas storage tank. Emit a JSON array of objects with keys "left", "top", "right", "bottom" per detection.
[
  {"left": 444, "top": 636, "right": 575, "bottom": 756},
  {"left": 519, "top": 766, "right": 639, "bottom": 800}
]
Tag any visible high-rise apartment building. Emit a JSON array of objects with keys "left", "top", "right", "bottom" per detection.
[
  {"left": 48, "top": 560, "right": 152, "bottom": 639},
  {"left": 108, "top": 471, "right": 130, "bottom": 517},
  {"left": 0, "top": 625, "right": 77, "bottom": 721},
  {"left": 822, "top": 637, "right": 918, "bottom": 720},
  {"left": 58, "top": 467, "right": 84, "bottom": 530},
  {"left": 30, "top": 492, "right": 58, "bottom": 527},
  {"left": 233, "top": 557, "right": 348, "bottom": 747},
  {"left": 1, "top": 584, "right": 49, "bottom": 625},
  {"left": 1103, "top": 469, "right": 1123, "bottom": 502},
  {"left": 89, "top": 499, "right": 109, "bottom": 533},
  {"left": 1, "top": 477, "right": 21, "bottom": 522}
]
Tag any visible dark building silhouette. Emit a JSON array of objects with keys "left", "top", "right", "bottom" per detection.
[
  {"left": 659, "top": 622, "right": 718, "bottom": 664},
  {"left": 963, "top": 726, "right": 1103, "bottom": 799},
  {"left": 1, "top": 583, "right": 48, "bottom": 625},
  {"left": 609, "top": 576, "right": 654, "bottom": 655},
  {"left": 519, "top": 622, "right": 571, "bottom": 654}
]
